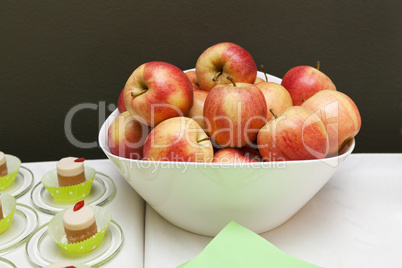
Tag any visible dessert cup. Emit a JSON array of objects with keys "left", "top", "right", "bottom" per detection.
[
  {"left": 48, "top": 205, "right": 112, "bottom": 254},
  {"left": 41, "top": 167, "right": 96, "bottom": 202},
  {"left": 0, "top": 193, "right": 17, "bottom": 233},
  {"left": 0, "top": 155, "right": 21, "bottom": 191}
]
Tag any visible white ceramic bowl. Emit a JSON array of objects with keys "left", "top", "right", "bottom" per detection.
[{"left": 99, "top": 72, "right": 355, "bottom": 236}]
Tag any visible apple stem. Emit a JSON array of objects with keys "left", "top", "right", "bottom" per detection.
[
  {"left": 269, "top": 109, "right": 278, "bottom": 119},
  {"left": 226, "top": 76, "right": 237, "bottom": 87},
  {"left": 212, "top": 71, "right": 222, "bottom": 81},
  {"left": 131, "top": 89, "right": 147, "bottom": 98},
  {"left": 260, "top": 64, "right": 268, "bottom": 82},
  {"left": 198, "top": 136, "right": 210, "bottom": 143},
  {"left": 316, "top": 61, "right": 320, "bottom": 70}
]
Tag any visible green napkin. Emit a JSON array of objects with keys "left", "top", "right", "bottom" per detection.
[{"left": 177, "top": 221, "right": 320, "bottom": 268}]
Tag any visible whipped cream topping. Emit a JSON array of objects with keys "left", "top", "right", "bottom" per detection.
[
  {"left": 57, "top": 157, "right": 84, "bottom": 177},
  {"left": 0, "top": 152, "right": 5, "bottom": 165},
  {"left": 63, "top": 205, "right": 95, "bottom": 231}
]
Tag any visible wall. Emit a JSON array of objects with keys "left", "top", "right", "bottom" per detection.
[{"left": 0, "top": 0, "right": 401, "bottom": 161}]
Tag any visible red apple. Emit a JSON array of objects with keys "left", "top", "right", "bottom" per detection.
[
  {"left": 123, "top": 61, "right": 194, "bottom": 127},
  {"left": 254, "top": 77, "right": 265, "bottom": 84},
  {"left": 108, "top": 111, "right": 150, "bottom": 159},
  {"left": 185, "top": 70, "right": 202, "bottom": 91},
  {"left": 143, "top": 117, "right": 213, "bottom": 162},
  {"left": 185, "top": 70, "right": 197, "bottom": 84},
  {"left": 117, "top": 88, "right": 127, "bottom": 113},
  {"left": 301, "top": 90, "right": 361, "bottom": 154},
  {"left": 281, "top": 65, "right": 336, "bottom": 106},
  {"left": 213, "top": 148, "right": 258, "bottom": 163},
  {"left": 187, "top": 89, "right": 208, "bottom": 130},
  {"left": 257, "top": 106, "right": 329, "bottom": 161},
  {"left": 255, "top": 81, "right": 293, "bottom": 122},
  {"left": 195, "top": 42, "right": 257, "bottom": 91},
  {"left": 204, "top": 78, "right": 267, "bottom": 147},
  {"left": 238, "top": 147, "right": 264, "bottom": 162}
]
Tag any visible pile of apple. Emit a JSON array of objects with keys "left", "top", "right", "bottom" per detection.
[{"left": 108, "top": 42, "right": 361, "bottom": 163}]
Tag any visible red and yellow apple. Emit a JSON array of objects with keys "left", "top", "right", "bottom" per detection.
[
  {"left": 254, "top": 77, "right": 265, "bottom": 84},
  {"left": 204, "top": 79, "right": 267, "bottom": 147},
  {"left": 212, "top": 148, "right": 258, "bottom": 163},
  {"left": 143, "top": 117, "right": 213, "bottom": 162},
  {"left": 185, "top": 70, "right": 202, "bottom": 91},
  {"left": 301, "top": 90, "right": 361, "bottom": 154},
  {"left": 257, "top": 106, "right": 329, "bottom": 161},
  {"left": 117, "top": 88, "right": 127, "bottom": 113},
  {"left": 108, "top": 111, "right": 150, "bottom": 159},
  {"left": 195, "top": 42, "right": 257, "bottom": 91},
  {"left": 281, "top": 65, "right": 336, "bottom": 106},
  {"left": 123, "top": 61, "right": 194, "bottom": 127},
  {"left": 187, "top": 89, "right": 208, "bottom": 130},
  {"left": 255, "top": 81, "right": 293, "bottom": 122},
  {"left": 238, "top": 147, "right": 264, "bottom": 162}
]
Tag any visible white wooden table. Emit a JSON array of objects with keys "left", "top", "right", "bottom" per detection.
[
  {"left": 2, "top": 154, "right": 402, "bottom": 268},
  {"left": 144, "top": 154, "right": 402, "bottom": 268}
]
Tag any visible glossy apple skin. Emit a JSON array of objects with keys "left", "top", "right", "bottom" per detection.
[
  {"left": 204, "top": 82, "right": 267, "bottom": 147},
  {"left": 143, "top": 117, "right": 213, "bottom": 162},
  {"left": 212, "top": 148, "right": 258, "bottom": 163},
  {"left": 281, "top": 66, "right": 336, "bottom": 106},
  {"left": 108, "top": 111, "right": 150, "bottom": 159},
  {"left": 254, "top": 77, "right": 265, "bottom": 84},
  {"left": 301, "top": 90, "right": 361, "bottom": 154},
  {"left": 196, "top": 42, "right": 257, "bottom": 91},
  {"left": 185, "top": 70, "right": 202, "bottom": 91},
  {"left": 117, "top": 88, "right": 127, "bottom": 113},
  {"left": 187, "top": 89, "right": 208, "bottom": 130},
  {"left": 123, "top": 61, "right": 193, "bottom": 127},
  {"left": 255, "top": 82, "right": 293, "bottom": 122},
  {"left": 257, "top": 106, "right": 329, "bottom": 161},
  {"left": 185, "top": 70, "right": 197, "bottom": 84}
]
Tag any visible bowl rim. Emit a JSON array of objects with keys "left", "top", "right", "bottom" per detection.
[{"left": 98, "top": 108, "right": 355, "bottom": 167}]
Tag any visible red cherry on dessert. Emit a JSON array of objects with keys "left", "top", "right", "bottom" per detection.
[
  {"left": 74, "top": 158, "right": 85, "bottom": 163},
  {"left": 73, "top": 200, "right": 85, "bottom": 212}
]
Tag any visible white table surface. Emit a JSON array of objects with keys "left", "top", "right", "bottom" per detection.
[
  {"left": 144, "top": 154, "right": 402, "bottom": 268},
  {"left": 2, "top": 154, "right": 402, "bottom": 268},
  {"left": 1, "top": 159, "right": 145, "bottom": 268}
]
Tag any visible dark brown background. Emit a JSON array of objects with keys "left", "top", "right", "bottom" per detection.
[{"left": 1, "top": 1, "right": 401, "bottom": 162}]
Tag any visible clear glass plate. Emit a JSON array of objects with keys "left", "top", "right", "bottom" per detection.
[
  {"left": 31, "top": 171, "right": 116, "bottom": 214},
  {"left": 26, "top": 220, "right": 124, "bottom": 267},
  {"left": 0, "top": 204, "right": 39, "bottom": 254},
  {"left": 1, "top": 166, "right": 34, "bottom": 199},
  {"left": 0, "top": 257, "right": 17, "bottom": 268}
]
